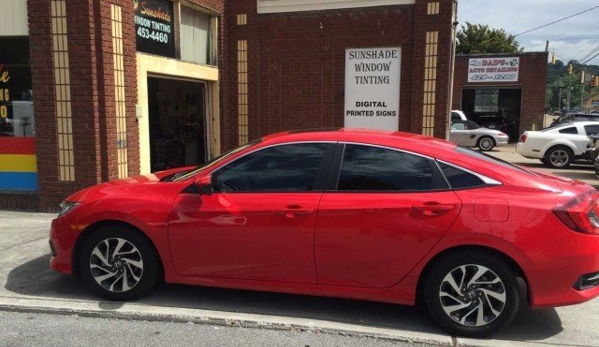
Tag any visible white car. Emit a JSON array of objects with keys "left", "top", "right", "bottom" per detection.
[
  {"left": 450, "top": 120, "right": 509, "bottom": 151},
  {"left": 516, "top": 121, "right": 599, "bottom": 168}
]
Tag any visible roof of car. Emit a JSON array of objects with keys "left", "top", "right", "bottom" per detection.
[{"left": 260, "top": 127, "right": 457, "bottom": 152}]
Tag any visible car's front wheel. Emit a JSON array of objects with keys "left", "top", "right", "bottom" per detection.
[
  {"left": 477, "top": 136, "right": 495, "bottom": 151},
  {"left": 544, "top": 146, "right": 573, "bottom": 168},
  {"left": 79, "top": 226, "right": 160, "bottom": 300},
  {"left": 424, "top": 251, "right": 520, "bottom": 337}
]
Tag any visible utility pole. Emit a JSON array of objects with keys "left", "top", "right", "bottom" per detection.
[{"left": 567, "top": 63, "right": 574, "bottom": 111}]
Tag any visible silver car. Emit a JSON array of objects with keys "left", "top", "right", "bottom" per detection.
[{"left": 450, "top": 120, "right": 509, "bottom": 151}]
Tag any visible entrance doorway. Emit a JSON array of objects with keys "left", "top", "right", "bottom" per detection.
[
  {"left": 147, "top": 76, "right": 207, "bottom": 172},
  {"left": 461, "top": 87, "right": 523, "bottom": 142}
]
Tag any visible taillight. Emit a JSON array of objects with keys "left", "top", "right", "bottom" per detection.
[
  {"left": 519, "top": 134, "right": 527, "bottom": 143},
  {"left": 553, "top": 191, "right": 599, "bottom": 235}
]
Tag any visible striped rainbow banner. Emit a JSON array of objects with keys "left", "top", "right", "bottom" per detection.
[{"left": 0, "top": 137, "right": 38, "bottom": 191}]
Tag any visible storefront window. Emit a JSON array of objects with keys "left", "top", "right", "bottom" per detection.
[
  {"left": 0, "top": 36, "right": 37, "bottom": 192},
  {"left": 0, "top": 37, "right": 34, "bottom": 138},
  {"left": 180, "top": 5, "right": 212, "bottom": 65},
  {"left": 474, "top": 89, "right": 499, "bottom": 113}
]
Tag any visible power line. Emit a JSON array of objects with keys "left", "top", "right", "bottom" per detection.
[
  {"left": 579, "top": 44, "right": 599, "bottom": 63},
  {"left": 514, "top": 5, "right": 599, "bottom": 37}
]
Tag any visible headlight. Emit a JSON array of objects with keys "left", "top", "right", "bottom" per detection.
[{"left": 58, "top": 201, "right": 81, "bottom": 217}]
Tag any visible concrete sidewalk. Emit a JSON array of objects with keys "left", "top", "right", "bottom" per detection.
[{"left": 1, "top": 210, "right": 599, "bottom": 347}]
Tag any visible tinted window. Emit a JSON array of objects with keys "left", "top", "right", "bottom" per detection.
[
  {"left": 585, "top": 125, "right": 599, "bottom": 135},
  {"left": 438, "top": 162, "right": 485, "bottom": 189},
  {"left": 559, "top": 127, "right": 578, "bottom": 134},
  {"left": 451, "top": 123, "right": 466, "bottom": 130},
  {"left": 214, "top": 143, "right": 328, "bottom": 192},
  {"left": 337, "top": 145, "right": 434, "bottom": 191}
]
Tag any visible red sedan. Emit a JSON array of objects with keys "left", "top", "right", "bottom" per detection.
[{"left": 49, "top": 129, "right": 599, "bottom": 336}]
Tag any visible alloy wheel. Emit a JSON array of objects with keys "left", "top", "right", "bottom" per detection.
[
  {"left": 438, "top": 265, "right": 506, "bottom": 327},
  {"left": 549, "top": 149, "right": 570, "bottom": 167},
  {"left": 478, "top": 137, "right": 494, "bottom": 151},
  {"left": 89, "top": 237, "right": 144, "bottom": 293}
]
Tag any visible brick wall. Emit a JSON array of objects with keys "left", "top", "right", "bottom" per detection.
[
  {"left": 222, "top": 0, "right": 455, "bottom": 151},
  {"left": 452, "top": 52, "right": 548, "bottom": 135},
  {"left": 21, "top": 0, "right": 142, "bottom": 212}
]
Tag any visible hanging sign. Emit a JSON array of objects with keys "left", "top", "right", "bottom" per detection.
[
  {"left": 134, "top": 0, "right": 176, "bottom": 58},
  {"left": 468, "top": 57, "right": 520, "bottom": 83},
  {"left": 344, "top": 47, "right": 401, "bottom": 131}
]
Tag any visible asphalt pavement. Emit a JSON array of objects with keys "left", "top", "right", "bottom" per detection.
[{"left": 1, "top": 149, "right": 599, "bottom": 347}]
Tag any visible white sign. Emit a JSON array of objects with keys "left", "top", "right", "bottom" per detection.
[
  {"left": 468, "top": 57, "right": 520, "bottom": 83},
  {"left": 344, "top": 47, "right": 401, "bottom": 131}
]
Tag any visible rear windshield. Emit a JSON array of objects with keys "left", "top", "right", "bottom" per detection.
[{"left": 455, "top": 146, "right": 536, "bottom": 176}]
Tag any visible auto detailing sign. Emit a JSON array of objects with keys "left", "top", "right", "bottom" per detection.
[
  {"left": 134, "top": 0, "right": 176, "bottom": 58},
  {"left": 344, "top": 47, "right": 401, "bottom": 131},
  {"left": 468, "top": 57, "right": 520, "bottom": 83}
]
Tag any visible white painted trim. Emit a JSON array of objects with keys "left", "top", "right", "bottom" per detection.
[
  {"left": 257, "top": 0, "right": 415, "bottom": 14},
  {"left": 136, "top": 53, "right": 220, "bottom": 174}
]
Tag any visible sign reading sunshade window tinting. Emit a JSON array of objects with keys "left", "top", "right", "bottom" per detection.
[{"left": 134, "top": 0, "right": 176, "bottom": 58}]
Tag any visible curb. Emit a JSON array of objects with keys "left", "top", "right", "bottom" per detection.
[{"left": 0, "top": 296, "right": 454, "bottom": 346}]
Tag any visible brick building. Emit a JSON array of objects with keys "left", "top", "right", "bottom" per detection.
[
  {"left": 452, "top": 52, "right": 548, "bottom": 141},
  {"left": 1, "top": 0, "right": 457, "bottom": 211}
]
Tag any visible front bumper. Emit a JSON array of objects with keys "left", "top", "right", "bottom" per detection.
[{"left": 49, "top": 215, "right": 79, "bottom": 275}]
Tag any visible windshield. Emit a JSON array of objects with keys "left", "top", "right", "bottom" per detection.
[
  {"left": 466, "top": 120, "right": 481, "bottom": 129},
  {"left": 172, "top": 140, "right": 261, "bottom": 182}
]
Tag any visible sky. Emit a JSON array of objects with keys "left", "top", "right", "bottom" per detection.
[{"left": 458, "top": 0, "right": 599, "bottom": 64}]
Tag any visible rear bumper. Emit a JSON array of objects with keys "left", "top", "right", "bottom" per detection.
[
  {"left": 516, "top": 142, "right": 541, "bottom": 159},
  {"left": 495, "top": 136, "right": 509, "bottom": 147},
  {"left": 527, "top": 231, "right": 599, "bottom": 308}
]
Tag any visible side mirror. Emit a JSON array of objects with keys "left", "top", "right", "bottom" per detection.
[{"left": 195, "top": 175, "right": 214, "bottom": 196}]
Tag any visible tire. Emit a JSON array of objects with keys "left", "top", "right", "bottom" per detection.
[
  {"left": 79, "top": 226, "right": 160, "bottom": 301},
  {"left": 477, "top": 136, "right": 495, "bottom": 151},
  {"left": 544, "top": 146, "right": 573, "bottom": 168},
  {"left": 423, "top": 251, "right": 519, "bottom": 337}
]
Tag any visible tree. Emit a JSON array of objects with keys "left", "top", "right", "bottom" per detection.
[{"left": 456, "top": 23, "right": 522, "bottom": 54}]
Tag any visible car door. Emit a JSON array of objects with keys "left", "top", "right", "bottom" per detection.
[
  {"left": 449, "top": 122, "right": 470, "bottom": 145},
  {"left": 168, "top": 142, "right": 334, "bottom": 284},
  {"left": 314, "top": 144, "right": 462, "bottom": 288}
]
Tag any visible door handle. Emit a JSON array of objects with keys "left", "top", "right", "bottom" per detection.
[
  {"left": 411, "top": 203, "right": 455, "bottom": 217},
  {"left": 276, "top": 205, "right": 314, "bottom": 218}
]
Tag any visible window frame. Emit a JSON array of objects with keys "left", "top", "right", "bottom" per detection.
[{"left": 208, "top": 141, "right": 337, "bottom": 194}]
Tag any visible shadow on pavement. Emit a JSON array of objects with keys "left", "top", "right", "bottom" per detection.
[{"left": 6, "top": 254, "right": 564, "bottom": 342}]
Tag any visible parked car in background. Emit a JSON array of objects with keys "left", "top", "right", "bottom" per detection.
[
  {"left": 50, "top": 128, "right": 599, "bottom": 337},
  {"left": 516, "top": 121, "right": 599, "bottom": 168},
  {"left": 471, "top": 114, "right": 511, "bottom": 133},
  {"left": 451, "top": 110, "right": 468, "bottom": 123},
  {"left": 450, "top": 120, "right": 509, "bottom": 151},
  {"left": 550, "top": 113, "right": 599, "bottom": 127},
  {"left": 587, "top": 134, "right": 599, "bottom": 177}
]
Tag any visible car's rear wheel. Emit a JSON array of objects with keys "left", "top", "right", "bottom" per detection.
[
  {"left": 79, "top": 226, "right": 160, "bottom": 300},
  {"left": 544, "top": 146, "right": 573, "bottom": 168},
  {"left": 424, "top": 251, "right": 519, "bottom": 337},
  {"left": 477, "top": 136, "right": 495, "bottom": 151}
]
